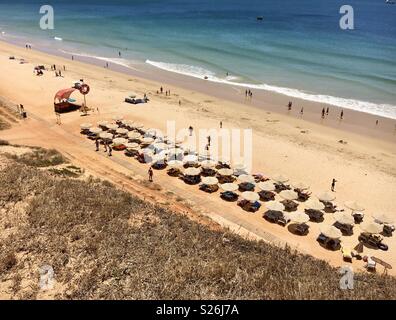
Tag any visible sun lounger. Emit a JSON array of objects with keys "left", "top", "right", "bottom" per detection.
[
  {"left": 220, "top": 191, "right": 238, "bottom": 202},
  {"left": 295, "top": 189, "right": 311, "bottom": 202},
  {"left": 281, "top": 199, "right": 298, "bottom": 212},
  {"left": 305, "top": 209, "right": 324, "bottom": 222},
  {"left": 358, "top": 233, "right": 388, "bottom": 251},
  {"left": 352, "top": 212, "right": 364, "bottom": 224},
  {"left": 321, "top": 200, "right": 337, "bottom": 213},
  {"left": 238, "top": 182, "right": 255, "bottom": 192},
  {"left": 295, "top": 223, "right": 309, "bottom": 235},
  {"left": 199, "top": 184, "right": 219, "bottom": 193},
  {"left": 264, "top": 210, "right": 284, "bottom": 224},
  {"left": 258, "top": 190, "right": 275, "bottom": 202},
  {"left": 382, "top": 224, "right": 395, "bottom": 237},
  {"left": 183, "top": 175, "right": 201, "bottom": 185},
  {"left": 125, "top": 97, "right": 149, "bottom": 104},
  {"left": 316, "top": 234, "right": 341, "bottom": 251},
  {"left": 238, "top": 199, "right": 260, "bottom": 212},
  {"left": 334, "top": 221, "right": 354, "bottom": 236},
  {"left": 275, "top": 183, "right": 291, "bottom": 193}
]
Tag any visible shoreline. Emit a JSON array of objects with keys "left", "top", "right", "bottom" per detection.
[
  {"left": 1, "top": 39, "right": 396, "bottom": 275},
  {"left": 1, "top": 38, "right": 396, "bottom": 144}
]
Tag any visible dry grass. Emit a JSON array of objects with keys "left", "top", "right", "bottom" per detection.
[
  {"left": 1, "top": 157, "right": 396, "bottom": 300},
  {"left": 3, "top": 147, "right": 66, "bottom": 167}
]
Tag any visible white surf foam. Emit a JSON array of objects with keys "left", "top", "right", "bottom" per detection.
[
  {"left": 59, "top": 49, "right": 141, "bottom": 71},
  {"left": 146, "top": 59, "right": 396, "bottom": 120},
  {"left": 54, "top": 37, "right": 63, "bottom": 41}
]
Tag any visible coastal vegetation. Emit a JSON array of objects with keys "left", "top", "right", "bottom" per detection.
[{"left": 0, "top": 147, "right": 395, "bottom": 299}]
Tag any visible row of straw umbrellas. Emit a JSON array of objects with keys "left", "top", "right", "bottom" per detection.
[{"left": 80, "top": 118, "right": 393, "bottom": 252}]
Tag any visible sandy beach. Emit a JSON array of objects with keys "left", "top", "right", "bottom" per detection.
[{"left": 1, "top": 40, "right": 396, "bottom": 275}]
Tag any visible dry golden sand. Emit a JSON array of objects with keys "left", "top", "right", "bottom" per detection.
[{"left": 0, "top": 40, "right": 396, "bottom": 275}]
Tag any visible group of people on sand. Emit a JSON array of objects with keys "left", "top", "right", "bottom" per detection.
[
  {"left": 95, "top": 139, "right": 112, "bottom": 156},
  {"left": 25, "top": 44, "right": 32, "bottom": 50},
  {"left": 245, "top": 89, "right": 253, "bottom": 99},
  {"left": 287, "top": 101, "right": 347, "bottom": 121},
  {"left": 157, "top": 86, "right": 171, "bottom": 96}
]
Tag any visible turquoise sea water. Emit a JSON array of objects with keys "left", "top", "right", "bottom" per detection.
[{"left": 0, "top": 0, "right": 395, "bottom": 118}]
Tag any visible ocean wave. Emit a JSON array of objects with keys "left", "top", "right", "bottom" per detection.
[
  {"left": 59, "top": 49, "right": 141, "bottom": 71},
  {"left": 146, "top": 59, "right": 396, "bottom": 120}
]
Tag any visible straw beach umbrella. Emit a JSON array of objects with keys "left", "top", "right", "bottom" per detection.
[
  {"left": 218, "top": 168, "right": 234, "bottom": 176},
  {"left": 183, "top": 154, "right": 198, "bottom": 164},
  {"left": 292, "top": 182, "right": 310, "bottom": 190},
  {"left": 241, "top": 191, "right": 260, "bottom": 202},
  {"left": 288, "top": 211, "right": 310, "bottom": 224},
  {"left": 167, "top": 160, "right": 184, "bottom": 168},
  {"left": 317, "top": 192, "right": 336, "bottom": 202},
  {"left": 266, "top": 201, "right": 285, "bottom": 212},
  {"left": 128, "top": 131, "right": 141, "bottom": 140},
  {"left": 202, "top": 177, "right": 219, "bottom": 185},
  {"left": 220, "top": 183, "right": 239, "bottom": 192},
  {"left": 116, "top": 128, "right": 128, "bottom": 135},
  {"left": 345, "top": 201, "right": 365, "bottom": 212},
  {"left": 89, "top": 127, "right": 103, "bottom": 134},
  {"left": 257, "top": 181, "right": 275, "bottom": 191},
  {"left": 112, "top": 138, "right": 128, "bottom": 146},
  {"left": 373, "top": 213, "right": 394, "bottom": 225},
  {"left": 106, "top": 123, "right": 118, "bottom": 131},
  {"left": 200, "top": 160, "right": 217, "bottom": 169},
  {"left": 360, "top": 221, "right": 383, "bottom": 234},
  {"left": 320, "top": 225, "right": 342, "bottom": 239},
  {"left": 184, "top": 167, "right": 201, "bottom": 176},
  {"left": 272, "top": 174, "right": 289, "bottom": 183},
  {"left": 334, "top": 212, "right": 355, "bottom": 226},
  {"left": 305, "top": 199, "right": 325, "bottom": 211},
  {"left": 80, "top": 123, "right": 92, "bottom": 130},
  {"left": 141, "top": 137, "right": 154, "bottom": 145},
  {"left": 97, "top": 120, "right": 109, "bottom": 127},
  {"left": 279, "top": 190, "right": 298, "bottom": 201},
  {"left": 125, "top": 142, "right": 139, "bottom": 149},
  {"left": 99, "top": 132, "right": 113, "bottom": 140},
  {"left": 237, "top": 174, "right": 256, "bottom": 184}
]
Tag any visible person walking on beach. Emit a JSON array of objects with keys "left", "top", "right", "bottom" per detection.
[
  {"left": 95, "top": 139, "right": 100, "bottom": 152},
  {"left": 179, "top": 100, "right": 181, "bottom": 107},
  {"left": 300, "top": 107, "right": 304, "bottom": 116},
  {"left": 188, "top": 126, "right": 193, "bottom": 136},
  {"left": 207, "top": 135, "right": 211, "bottom": 146},
  {"left": 340, "top": 110, "right": 344, "bottom": 120},
  {"left": 321, "top": 108, "right": 325, "bottom": 119},
  {"left": 118, "top": 51, "right": 121, "bottom": 57},
  {"left": 245, "top": 89, "right": 248, "bottom": 98},
  {"left": 148, "top": 166, "right": 153, "bottom": 182},
  {"left": 72, "top": 55, "right": 74, "bottom": 61},
  {"left": 331, "top": 178, "right": 337, "bottom": 192},
  {"left": 160, "top": 86, "right": 163, "bottom": 94},
  {"left": 63, "top": 65, "right": 66, "bottom": 71},
  {"left": 326, "top": 107, "right": 329, "bottom": 115},
  {"left": 104, "top": 141, "right": 108, "bottom": 153},
  {"left": 287, "top": 101, "right": 292, "bottom": 111},
  {"left": 220, "top": 121, "right": 223, "bottom": 129},
  {"left": 108, "top": 144, "right": 112, "bottom": 157},
  {"left": 376, "top": 119, "right": 379, "bottom": 126}
]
